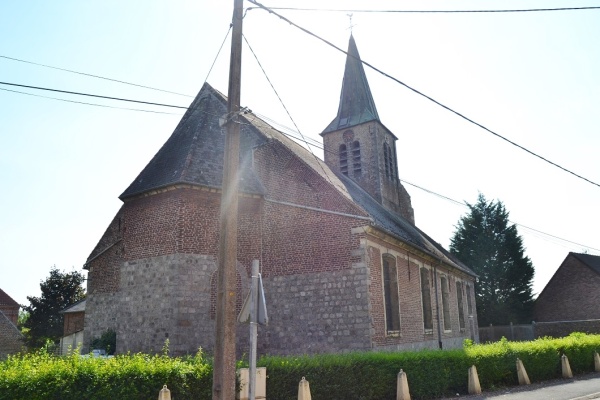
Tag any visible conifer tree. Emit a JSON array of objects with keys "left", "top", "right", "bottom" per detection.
[
  {"left": 450, "top": 194, "right": 534, "bottom": 325},
  {"left": 23, "top": 267, "right": 86, "bottom": 348}
]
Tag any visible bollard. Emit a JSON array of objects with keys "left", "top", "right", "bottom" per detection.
[
  {"left": 396, "top": 369, "right": 411, "bottom": 400},
  {"left": 298, "top": 376, "right": 312, "bottom": 400},
  {"left": 468, "top": 365, "right": 482, "bottom": 395},
  {"left": 561, "top": 354, "right": 573, "bottom": 378},
  {"left": 594, "top": 352, "right": 600, "bottom": 372},
  {"left": 516, "top": 358, "right": 530, "bottom": 385},
  {"left": 158, "top": 384, "right": 171, "bottom": 400}
]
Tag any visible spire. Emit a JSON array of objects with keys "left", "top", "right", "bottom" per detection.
[{"left": 322, "top": 34, "right": 380, "bottom": 134}]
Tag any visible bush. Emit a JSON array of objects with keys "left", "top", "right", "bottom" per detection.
[{"left": 1, "top": 334, "right": 599, "bottom": 400}]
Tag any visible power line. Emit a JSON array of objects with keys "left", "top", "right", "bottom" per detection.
[
  {"left": 0, "top": 87, "right": 184, "bottom": 115},
  {"left": 247, "top": 0, "right": 600, "bottom": 190},
  {"left": 0, "top": 55, "right": 194, "bottom": 98},
  {"left": 0, "top": 81, "right": 189, "bottom": 110},
  {"left": 247, "top": 6, "right": 600, "bottom": 14},
  {"left": 3, "top": 74, "right": 594, "bottom": 254}
]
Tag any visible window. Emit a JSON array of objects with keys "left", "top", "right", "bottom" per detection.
[
  {"left": 339, "top": 144, "right": 348, "bottom": 175},
  {"left": 456, "top": 281, "right": 466, "bottom": 331},
  {"left": 440, "top": 276, "right": 451, "bottom": 331},
  {"left": 383, "top": 142, "right": 394, "bottom": 180},
  {"left": 466, "top": 284, "right": 473, "bottom": 316},
  {"left": 382, "top": 255, "right": 400, "bottom": 333},
  {"left": 420, "top": 268, "right": 433, "bottom": 331},
  {"left": 352, "top": 141, "right": 361, "bottom": 176}
]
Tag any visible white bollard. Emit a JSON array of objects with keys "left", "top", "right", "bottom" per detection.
[
  {"left": 158, "top": 384, "right": 171, "bottom": 400},
  {"left": 396, "top": 369, "right": 411, "bottom": 400},
  {"left": 468, "top": 365, "right": 482, "bottom": 395},
  {"left": 516, "top": 358, "right": 531, "bottom": 385},
  {"left": 561, "top": 354, "right": 573, "bottom": 378},
  {"left": 594, "top": 352, "right": 600, "bottom": 372},
  {"left": 298, "top": 376, "right": 312, "bottom": 400}
]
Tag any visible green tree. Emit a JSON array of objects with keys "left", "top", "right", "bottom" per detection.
[
  {"left": 22, "top": 267, "right": 86, "bottom": 348},
  {"left": 450, "top": 194, "right": 534, "bottom": 325}
]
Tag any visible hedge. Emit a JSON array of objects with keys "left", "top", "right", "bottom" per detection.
[{"left": 1, "top": 333, "right": 599, "bottom": 400}]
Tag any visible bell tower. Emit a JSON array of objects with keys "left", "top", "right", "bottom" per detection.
[{"left": 321, "top": 34, "right": 414, "bottom": 223}]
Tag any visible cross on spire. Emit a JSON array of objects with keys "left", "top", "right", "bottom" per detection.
[{"left": 346, "top": 13, "right": 356, "bottom": 32}]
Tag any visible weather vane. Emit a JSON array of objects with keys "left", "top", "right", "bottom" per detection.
[{"left": 347, "top": 13, "right": 356, "bottom": 32}]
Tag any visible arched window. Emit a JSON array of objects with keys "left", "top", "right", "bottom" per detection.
[
  {"left": 420, "top": 268, "right": 433, "bottom": 331},
  {"left": 383, "top": 142, "right": 394, "bottom": 180},
  {"left": 382, "top": 254, "right": 400, "bottom": 333},
  {"left": 440, "top": 276, "right": 451, "bottom": 331},
  {"left": 456, "top": 281, "right": 466, "bottom": 331},
  {"left": 339, "top": 144, "right": 348, "bottom": 175},
  {"left": 352, "top": 141, "right": 361, "bottom": 176}
]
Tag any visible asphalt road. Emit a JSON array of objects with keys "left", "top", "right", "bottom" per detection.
[{"left": 442, "top": 373, "right": 600, "bottom": 400}]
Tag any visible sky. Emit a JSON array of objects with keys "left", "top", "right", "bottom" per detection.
[{"left": 1, "top": 1, "right": 599, "bottom": 310}]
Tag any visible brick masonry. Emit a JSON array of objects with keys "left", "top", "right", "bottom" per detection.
[{"left": 534, "top": 254, "right": 600, "bottom": 322}]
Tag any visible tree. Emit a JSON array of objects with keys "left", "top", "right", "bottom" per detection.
[
  {"left": 450, "top": 194, "right": 534, "bottom": 325},
  {"left": 22, "top": 267, "right": 86, "bottom": 348}
]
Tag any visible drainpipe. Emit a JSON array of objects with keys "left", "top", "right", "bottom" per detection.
[{"left": 433, "top": 262, "right": 443, "bottom": 349}]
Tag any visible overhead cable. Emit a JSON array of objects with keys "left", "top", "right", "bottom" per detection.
[
  {"left": 247, "top": 5, "right": 600, "bottom": 14},
  {"left": 247, "top": 0, "right": 600, "bottom": 189},
  {"left": 0, "top": 81, "right": 189, "bottom": 110},
  {"left": 0, "top": 55, "right": 193, "bottom": 98}
]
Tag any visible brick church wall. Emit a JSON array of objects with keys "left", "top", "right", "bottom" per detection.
[{"left": 367, "top": 236, "right": 477, "bottom": 350}]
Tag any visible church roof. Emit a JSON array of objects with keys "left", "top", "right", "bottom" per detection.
[
  {"left": 0, "top": 289, "right": 18, "bottom": 308},
  {"left": 322, "top": 34, "right": 380, "bottom": 134},
  {"left": 120, "top": 84, "right": 266, "bottom": 200},
  {"left": 117, "top": 81, "right": 474, "bottom": 277},
  {"left": 338, "top": 173, "right": 475, "bottom": 276}
]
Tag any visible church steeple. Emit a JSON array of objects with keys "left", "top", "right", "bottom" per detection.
[
  {"left": 321, "top": 35, "right": 415, "bottom": 224},
  {"left": 322, "top": 34, "right": 380, "bottom": 134}
]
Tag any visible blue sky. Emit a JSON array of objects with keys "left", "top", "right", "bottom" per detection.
[{"left": 1, "top": 0, "right": 599, "bottom": 308}]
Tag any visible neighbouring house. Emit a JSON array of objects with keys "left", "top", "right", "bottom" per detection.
[
  {"left": 59, "top": 299, "right": 86, "bottom": 355},
  {"left": 83, "top": 35, "right": 478, "bottom": 356},
  {"left": 534, "top": 252, "right": 600, "bottom": 337},
  {"left": 0, "top": 288, "right": 24, "bottom": 358}
]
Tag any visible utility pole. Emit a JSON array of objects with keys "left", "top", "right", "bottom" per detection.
[{"left": 212, "top": 0, "right": 243, "bottom": 398}]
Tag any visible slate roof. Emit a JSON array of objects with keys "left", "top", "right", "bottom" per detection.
[
  {"left": 338, "top": 173, "right": 475, "bottom": 276},
  {"left": 120, "top": 84, "right": 266, "bottom": 200},
  {"left": 0, "top": 288, "right": 18, "bottom": 308},
  {"left": 60, "top": 299, "right": 86, "bottom": 314},
  {"left": 571, "top": 252, "right": 600, "bottom": 275},
  {"left": 322, "top": 34, "right": 381, "bottom": 134}
]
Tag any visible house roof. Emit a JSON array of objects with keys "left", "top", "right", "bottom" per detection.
[
  {"left": 0, "top": 288, "right": 18, "bottom": 308},
  {"left": 570, "top": 252, "right": 600, "bottom": 275},
  {"left": 60, "top": 299, "right": 86, "bottom": 314},
  {"left": 322, "top": 34, "right": 381, "bottom": 135}
]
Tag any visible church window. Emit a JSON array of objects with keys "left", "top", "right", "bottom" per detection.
[
  {"left": 440, "top": 276, "right": 451, "bottom": 331},
  {"left": 456, "top": 281, "right": 466, "bottom": 331},
  {"left": 420, "top": 268, "right": 433, "bottom": 331},
  {"left": 466, "top": 284, "right": 473, "bottom": 315},
  {"left": 383, "top": 142, "right": 394, "bottom": 180},
  {"left": 382, "top": 254, "right": 400, "bottom": 334},
  {"left": 339, "top": 144, "right": 348, "bottom": 175},
  {"left": 352, "top": 140, "right": 361, "bottom": 176}
]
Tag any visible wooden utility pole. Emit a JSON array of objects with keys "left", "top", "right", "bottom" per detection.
[{"left": 213, "top": 0, "right": 243, "bottom": 398}]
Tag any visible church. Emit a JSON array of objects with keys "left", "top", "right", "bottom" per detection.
[{"left": 83, "top": 35, "right": 479, "bottom": 356}]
